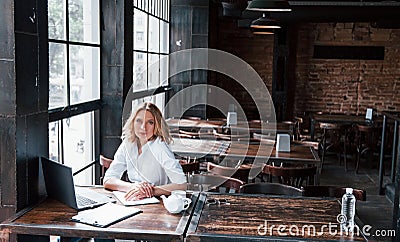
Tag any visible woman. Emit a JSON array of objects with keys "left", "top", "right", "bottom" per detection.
[{"left": 103, "top": 102, "right": 186, "bottom": 201}]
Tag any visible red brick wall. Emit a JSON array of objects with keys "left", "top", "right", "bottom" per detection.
[
  {"left": 294, "top": 23, "right": 400, "bottom": 116},
  {"left": 213, "top": 20, "right": 400, "bottom": 120},
  {"left": 210, "top": 19, "right": 275, "bottom": 120}
]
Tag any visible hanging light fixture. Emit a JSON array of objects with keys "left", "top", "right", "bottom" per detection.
[
  {"left": 250, "top": 13, "right": 281, "bottom": 29},
  {"left": 251, "top": 29, "right": 275, "bottom": 35},
  {"left": 247, "top": 0, "right": 291, "bottom": 12}
]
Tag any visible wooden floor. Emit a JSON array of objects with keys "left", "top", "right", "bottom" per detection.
[{"left": 319, "top": 154, "right": 394, "bottom": 242}]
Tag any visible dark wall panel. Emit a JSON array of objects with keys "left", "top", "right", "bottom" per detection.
[
  {"left": 0, "top": 61, "right": 16, "bottom": 115},
  {"left": 192, "top": 7, "right": 208, "bottom": 35},
  {"left": 14, "top": 0, "right": 37, "bottom": 34},
  {"left": 15, "top": 33, "right": 39, "bottom": 116},
  {"left": 0, "top": 0, "right": 14, "bottom": 59},
  {"left": 0, "top": 118, "right": 16, "bottom": 206},
  {"left": 169, "top": 1, "right": 209, "bottom": 119}
]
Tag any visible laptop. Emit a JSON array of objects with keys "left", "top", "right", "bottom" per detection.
[{"left": 41, "top": 157, "right": 113, "bottom": 210}]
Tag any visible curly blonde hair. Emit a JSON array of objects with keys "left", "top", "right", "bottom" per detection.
[{"left": 122, "top": 102, "right": 172, "bottom": 144}]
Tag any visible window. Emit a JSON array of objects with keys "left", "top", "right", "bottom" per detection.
[
  {"left": 133, "top": 0, "right": 170, "bottom": 103},
  {"left": 136, "top": 31, "right": 144, "bottom": 42},
  {"left": 48, "top": 0, "right": 100, "bottom": 185}
]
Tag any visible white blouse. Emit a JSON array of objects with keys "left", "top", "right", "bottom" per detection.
[{"left": 103, "top": 137, "right": 186, "bottom": 186}]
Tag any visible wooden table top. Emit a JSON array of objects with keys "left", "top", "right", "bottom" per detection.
[
  {"left": 170, "top": 138, "right": 319, "bottom": 165},
  {"left": 0, "top": 188, "right": 197, "bottom": 241},
  {"left": 226, "top": 142, "right": 320, "bottom": 163},
  {"left": 186, "top": 193, "right": 366, "bottom": 241},
  {"left": 166, "top": 118, "right": 292, "bottom": 134},
  {"left": 170, "top": 138, "right": 230, "bottom": 158},
  {"left": 312, "top": 114, "right": 369, "bottom": 124}
]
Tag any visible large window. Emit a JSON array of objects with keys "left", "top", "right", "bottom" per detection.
[
  {"left": 48, "top": 0, "right": 100, "bottom": 185},
  {"left": 133, "top": 0, "right": 170, "bottom": 96}
]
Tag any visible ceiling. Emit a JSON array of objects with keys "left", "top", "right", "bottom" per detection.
[{"left": 218, "top": 0, "right": 400, "bottom": 26}]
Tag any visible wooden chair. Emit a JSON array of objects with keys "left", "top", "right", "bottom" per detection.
[
  {"left": 303, "top": 185, "right": 366, "bottom": 201},
  {"left": 240, "top": 183, "right": 303, "bottom": 196},
  {"left": 355, "top": 124, "right": 382, "bottom": 174},
  {"left": 262, "top": 164, "right": 317, "bottom": 188},
  {"left": 99, "top": 155, "right": 128, "bottom": 182},
  {"left": 319, "top": 122, "right": 349, "bottom": 170},
  {"left": 187, "top": 174, "right": 244, "bottom": 193},
  {"left": 179, "top": 159, "right": 200, "bottom": 175},
  {"left": 207, "top": 161, "right": 256, "bottom": 183}
]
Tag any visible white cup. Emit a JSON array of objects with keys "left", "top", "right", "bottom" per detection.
[{"left": 161, "top": 194, "right": 192, "bottom": 214}]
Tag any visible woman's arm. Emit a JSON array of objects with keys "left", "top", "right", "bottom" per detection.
[{"left": 103, "top": 177, "right": 136, "bottom": 192}]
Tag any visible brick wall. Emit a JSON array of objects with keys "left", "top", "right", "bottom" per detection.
[
  {"left": 210, "top": 19, "right": 275, "bottom": 120},
  {"left": 294, "top": 23, "right": 400, "bottom": 116},
  {"left": 213, "top": 20, "right": 400, "bottom": 120}
]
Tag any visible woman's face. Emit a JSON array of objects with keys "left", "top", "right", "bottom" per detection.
[{"left": 134, "top": 110, "right": 155, "bottom": 143}]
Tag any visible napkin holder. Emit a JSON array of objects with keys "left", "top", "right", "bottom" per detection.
[
  {"left": 276, "top": 134, "right": 290, "bottom": 152},
  {"left": 227, "top": 112, "right": 237, "bottom": 126}
]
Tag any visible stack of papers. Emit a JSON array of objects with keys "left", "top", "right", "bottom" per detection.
[
  {"left": 71, "top": 203, "right": 141, "bottom": 227},
  {"left": 113, "top": 191, "right": 160, "bottom": 206}
]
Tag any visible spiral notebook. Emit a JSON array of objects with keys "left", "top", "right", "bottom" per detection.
[{"left": 71, "top": 202, "right": 142, "bottom": 227}]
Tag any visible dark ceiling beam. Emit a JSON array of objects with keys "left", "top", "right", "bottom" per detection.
[{"left": 240, "top": 6, "right": 400, "bottom": 23}]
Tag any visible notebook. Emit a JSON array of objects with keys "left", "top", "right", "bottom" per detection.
[
  {"left": 113, "top": 191, "right": 160, "bottom": 206},
  {"left": 71, "top": 202, "right": 142, "bottom": 227},
  {"left": 41, "top": 157, "right": 113, "bottom": 211}
]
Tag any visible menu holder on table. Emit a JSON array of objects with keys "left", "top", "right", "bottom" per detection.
[
  {"left": 113, "top": 191, "right": 160, "bottom": 206},
  {"left": 71, "top": 202, "right": 142, "bottom": 227}
]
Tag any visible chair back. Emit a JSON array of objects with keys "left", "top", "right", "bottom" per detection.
[
  {"left": 179, "top": 160, "right": 200, "bottom": 174},
  {"left": 240, "top": 183, "right": 303, "bottom": 196},
  {"left": 188, "top": 174, "right": 244, "bottom": 193},
  {"left": 303, "top": 185, "right": 366, "bottom": 201},
  {"left": 99, "top": 155, "right": 129, "bottom": 182},
  {"left": 207, "top": 161, "right": 253, "bottom": 183},
  {"left": 356, "top": 124, "right": 381, "bottom": 150},
  {"left": 263, "top": 164, "right": 317, "bottom": 188}
]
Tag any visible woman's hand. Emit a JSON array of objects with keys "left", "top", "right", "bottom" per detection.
[{"left": 124, "top": 182, "right": 154, "bottom": 201}]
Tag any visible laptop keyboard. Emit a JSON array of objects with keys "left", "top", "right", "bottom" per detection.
[{"left": 76, "top": 194, "right": 98, "bottom": 207}]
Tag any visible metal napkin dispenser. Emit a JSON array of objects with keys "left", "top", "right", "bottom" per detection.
[{"left": 276, "top": 134, "right": 290, "bottom": 152}]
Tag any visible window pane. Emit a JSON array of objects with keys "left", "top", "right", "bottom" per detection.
[
  {"left": 133, "top": 53, "right": 148, "bottom": 91},
  {"left": 69, "top": 45, "right": 100, "bottom": 105},
  {"left": 160, "top": 21, "right": 169, "bottom": 54},
  {"left": 49, "top": 42, "right": 67, "bottom": 109},
  {"left": 69, "top": 0, "right": 100, "bottom": 44},
  {"left": 160, "top": 55, "right": 169, "bottom": 86},
  {"left": 63, "top": 112, "right": 94, "bottom": 185},
  {"left": 49, "top": 121, "right": 60, "bottom": 162},
  {"left": 152, "top": 92, "right": 165, "bottom": 114},
  {"left": 134, "top": 9, "right": 147, "bottom": 51},
  {"left": 149, "top": 54, "right": 160, "bottom": 89},
  {"left": 48, "top": 0, "right": 66, "bottom": 40},
  {"left": 149, "top": 16, "right": 159, "bottom": 52}
]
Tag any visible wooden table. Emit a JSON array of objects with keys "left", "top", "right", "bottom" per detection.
[
  {"left": 171, "top": 138, "right": 319, "bottom": 164},
  {"left": 170, "top": 138, "right": 230, "bottom": 158},
  {"left": 186, "top": 193, "right": 367, "bottom": 241},
  {"left": 310, "top": 113, "right": 380, "bottom": 140},
  {"left": 166, "top": 118, "right": 293, "bottom": 135},
  {"left": 0, "top": 188, "right": 198, "bottom": 241},
  {"left": 170, "top": 138, "right": 321, "bottom": 183}
]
